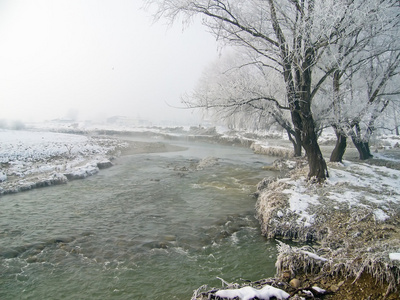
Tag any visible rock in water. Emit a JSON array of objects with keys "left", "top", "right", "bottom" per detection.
[
  {"left": 97, "top": 160, "right": 113, "bottom": 169},
  {"left": 196, "top": 157, "right": 219, "bottom": 170}
]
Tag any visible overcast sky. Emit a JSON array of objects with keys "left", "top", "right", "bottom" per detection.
[{"left": 0, "top": 0, "right": 219, "bottom": 124}]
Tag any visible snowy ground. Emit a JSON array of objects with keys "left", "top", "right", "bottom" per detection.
[
  {"left": 255, "top": 142, "right": 400, "bottom": 298},
  {"left": 260, "top": 159, "right": 400, "bottom": 232},
  {"left": 0, "top": 129, "right": 128, "bottom": 194}
]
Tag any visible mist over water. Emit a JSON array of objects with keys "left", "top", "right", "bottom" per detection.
[{"left": 0, "top": 140, "right": 279, "bottom": 299}]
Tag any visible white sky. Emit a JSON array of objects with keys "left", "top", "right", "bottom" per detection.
[{"left": 0, "top": 0, "right": 219, "bottom": 124}]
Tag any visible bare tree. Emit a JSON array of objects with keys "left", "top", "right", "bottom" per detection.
[
  {"left": 183, "top": 51, "right": 302, "bottom": 155},
  {"left": 318, "top": 18, "right": 400, "bottom": 161},
  {"left": 323, "top": 0, "right": 399, "bottom": 160},
  {"left": 148, "top": 0, "right": 399, "bottom": 181},
  {"left": 376, "top": 101, "right": 400, "bottom": 136}
]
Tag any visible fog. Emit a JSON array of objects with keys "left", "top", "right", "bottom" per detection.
[{"left": 0, "top": 0, "right": 219, "bottom": 125}]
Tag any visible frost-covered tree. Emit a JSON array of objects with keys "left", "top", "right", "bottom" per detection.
[
  {"left": 376, "top": 101, "right": 400, "bottom": 136},
  {"left": 348, "top": 52, "right": 400, "bottom": 159},
  {"left": 315, "top": 8, "right": 400, "bottom": 161},
  {"left": 314, "top": 0, "right": 399, "bottom": 156},
  {"left": 147, "top": 0, "right": 399, "bottom": 181},
  {"left": 183, "top": 51, "right": 302, "bottom": 155}
]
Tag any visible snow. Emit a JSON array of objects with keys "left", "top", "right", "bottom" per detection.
[
  {"left": 373, "top": 209, "right": 390, "bottom": 222},
  {"left": 266, "top": 156, "right": 400, "bottom": 229},
  {"left": 377, "top": 135, "right": 400, "bottom": 149},
  {"left": 282, "top": 183, "right": 319, "bottom": 227},
  {"left": 0, "top": 129, "right": 128, "bottom": 194},
  {"left": 215, "top": 285, "right": 290, "bottom": 300},
  {"left": 325, "top": 161, "right": 400, "bottom": 222},
  {"left": 300, "top": 250, "right": 328, "bottom": 262},
  {"left": 389, "top": 253, "right": 400, "bottom": 261},
  {"left": 0, "top": 129, "right": 123, "bottom": 163},
  {"left": 312, "top": 286, "right": 326, "bottom": 293}
]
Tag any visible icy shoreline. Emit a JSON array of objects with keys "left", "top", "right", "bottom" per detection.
[
  {"left": 0, "top": 129, "right": 130, "bottom": 195},
  {"left": 0, "top": 128, "right": 192, "bottom": 195}
]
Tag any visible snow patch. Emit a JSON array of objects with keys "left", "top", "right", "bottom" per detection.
[
  {"left": 0, "top": 129, "right": 127, "bottom": 194},
  {"left": 389, "top": 253, "right": 400, "bottom": 261},
  {"left": 312, "top": 286, "right": 326, "bottom": 293},
  {"left": 282, "top": 184, "right": 318, "bottom": 226},
  {"left": 299, "top": 250, "right": 328, "bottom": 262},
  {"left": 373, "top": 209, "right": 389, "bottom": 222},
  {"left": 215, "top": 285, "right": 290, "bottom": 300}
]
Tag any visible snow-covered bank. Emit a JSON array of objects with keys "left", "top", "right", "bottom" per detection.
[
  {"left": 0, "top": 129, "right": 128, "bottom": 195},
  {"left": 191, "top": 133, "right": 400, "bottom": 299},
  {"left": 255, "top": 157, "right": 400, "bottom": 298},
  {"left": 194, "top": 154, "right": 400, "bottom": 299}
]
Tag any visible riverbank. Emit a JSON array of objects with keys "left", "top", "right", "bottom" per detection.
[
  {"left": 0, "top": 125, "right": 286, "bottom": 195},
  {"left": 0, "top": 129, "right": 186, "bottom": 195},
  {"left": 194, "top": 152, "right": 400, "bottom": 299},
  {"left": 258, "top": 158, "right": 400, "bottom": 299}
]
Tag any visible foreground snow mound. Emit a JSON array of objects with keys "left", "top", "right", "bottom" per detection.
[{"left": 215, "top": 285, "right": 289, "bottom": 300}]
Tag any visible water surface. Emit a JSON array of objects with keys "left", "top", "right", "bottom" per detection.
[{"left": 0, "top": 140, "right": 279, "bottom": 299}]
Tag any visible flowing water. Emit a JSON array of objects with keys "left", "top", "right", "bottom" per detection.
[{"left": 0, "top": 139, "right": 279, "bottom": 299}]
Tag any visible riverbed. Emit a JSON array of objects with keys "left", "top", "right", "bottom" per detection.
[{"left": 0, "top": 139, "right": 279, "bottom": 299}]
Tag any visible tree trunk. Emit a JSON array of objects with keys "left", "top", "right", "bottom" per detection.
[
  {"left": 393, "top": 103, "right": 399, "bottom": 135},
  {"left": 287, "top": 129, "right": 302, "bottom": 157},
  {"left": 301, "top": 115, "right": 329, "bottom": 181},
  {"left": 298, "top": 48, "right": 328, "bottom": 182},
  {"left": 351, "top": 138, "right": 373, "bottom": 160},
  {"left": 330, "top": 69, "right": 347, "bottom": 163},
  {"left": 288, "top": 100, "right": 327, "bottom": 179},
  {"left": 349, "top": 124, "right": 373, "bottom": 160},
  {"left": 330, "top": 126, "right": 347, "bottom": 163},
  {"left": 294, "top": 130, "right": 302, "bottom": 157}
]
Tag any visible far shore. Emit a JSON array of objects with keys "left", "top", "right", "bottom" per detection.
[
  {"left": 118, "top": 140, "right": 187, "bottom": 156},
  {"left": 0, "top": 130, "right": 188, "bottom": 196}
]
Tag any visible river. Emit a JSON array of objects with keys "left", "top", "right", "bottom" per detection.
[{"left": 0, "top": 139, "right": 279, "bottom": 299}]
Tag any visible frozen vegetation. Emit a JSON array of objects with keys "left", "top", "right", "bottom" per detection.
[{"left": 252, "top": 138, "right": 400, "bottom": 299}]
